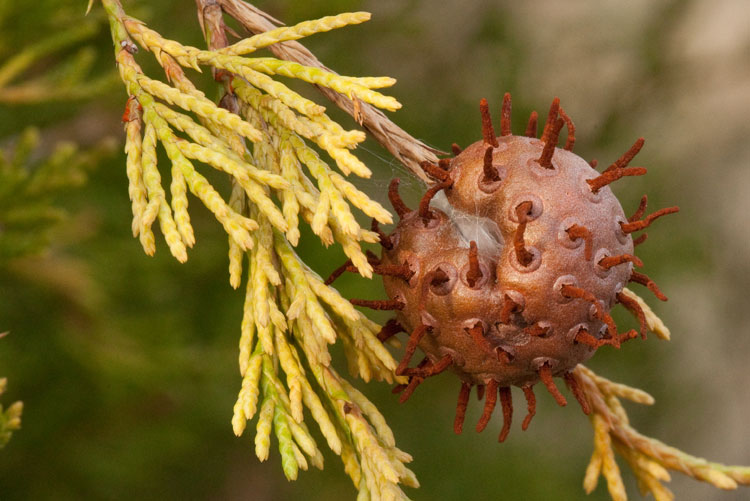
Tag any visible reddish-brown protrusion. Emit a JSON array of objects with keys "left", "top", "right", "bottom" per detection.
[
  {"left": 398, "top": 364, "right": 429, "bottom": 404},
  {"left": 500, "top": 92, "right": 512, "bottom": 137},
  {"left": 514, "top": 201, "right": 535, "bottom": 266},
  {"left": 521, "top": 385, "right": 536, "bottom": 431},
  {"left": 524, "top": 323, "right": 550, "bottom": 337},
  {"left": 525, "top": 111, "right": 538, "bottom": 138},
  {"left": 498, "top": 386, "right": 513, "bottom": 442},
  {"left": 587, "top": 167, "right": 647, "bottom": 193},
  {"left": 438, "top": 158, "right": 452, "bottom": 170},
  {"left": 541, "top": 97, "right": 561, "bottom": 142},
  {"left": 398, "top": 358, "right": 429, "bottom": 404},
  {"left": 589, "top": 158, "right": 599, "bottom": 169},
  {"left": 454, "top": 382, "right": 471, "bottom": 434},
  {"left": 619, "top": 329, "right": 639, "bottom": 344},
  {"left": 325, "top": 259, "right": 352, "bottom": 285},
  {"left": 378, "top": 264, "right": 413, "bottom": 280},
  {"left": 496, "top": 347, "right": 513, "bottom": 364},
  {"left": 566, "top": 224, "right": 593, "bottom": 261},
  {"left": 559, "top": 107, "right": 576, "bottom": 151},
  {"left": 617, "top": 291, "right": 647, "bottom": 339},
  {"left": 403, "top": 355, "right": 452, "bottom": 378},
  {"left": 620, "top": 206, "right": 680, "bottom": 233},
  {"left": 350, "top": 298, "right": 404, "bottom": 310},
  {"left": 399, "top": 380, "right": 422, "bottom": 403},
  {"left": 561, "top": 284, "right": 617, "bottom": 341},
  {"left": 561, "top": 284, "right": 603, "bottom": 316},
  {"left": 352, "top": 263, "right": 413, "bottom": 281},
  {"left": 418, "top": 179, "right": 452, "bottom": 222},
  {"left": 479, "top": 98, "right": 499, "bottom": 147},
  {"left": 466, "top": 322, "right": 494, "bottom": 353},
  {"left": 603, "top": 137, "right": 644, "bottom": 174},
  {"left": 420, "top": 160, "right": 450, "bottom": 182},
  {"left": 333, "top": 250, "right": 379, "bottom": 279},
  {"left": 499, "top": 294, "right": 521, "bottom": 324},
  {"left": 377, "top": 318, "right": 404, "bottom": 342},
  {"left": 476, "top": 379, "right": 499, "bottom": 432},
  {"left": 538, "top": 363, "right": 567, "bottom": 407},
  {"left": 598, "top": 253, "right": 644, "bottom": 270},
  {"left": 371, "top": 219, "right": 393, "bottom": 250},
  {"left": 451, "top": 143, "right": 463, "bottom": 156},
  {"left": 633, "top": 233, "right": 649, "bottom": 247},
  {"left": 466, "top": 241, "right": 483, "bottom": 287},
  {"left": 423, "top": 354, "right": 453, "bottom": 377},
  {"left": 574, "top": 328, "right": 600, "bottom": 348},
  {"left": 563, "top": 372, "right": 591, "bottom": 415},
  {"left": 365, "top": 250, "right": 382, "bottom": 265},
  {"left": 629, "top": 195, "right": 649, "bottom": 223},
  {"left": 630, "top": 270, "right": 668, "bottom": 301},
  {"left": 537, "top": 117, "right": 564, "bottom": 169},
  {"left": 388, "top": 178, "right": 410, "bottom": 218},
  {"left": 603, "top": 314, "right": 621, "bottom": 347},
  {"left": 396, "top": 323, "right": 430, "bottom": 375},
  {"left": 482, "top": 146, "right": 501, "bottom": 183},
  {"left": 476, "top": 384, "right": 485, "bottom": 401}
]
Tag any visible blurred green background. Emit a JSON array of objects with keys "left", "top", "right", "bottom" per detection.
[{"left": 1, "top": 0, "right": 749, "bottom": 499}]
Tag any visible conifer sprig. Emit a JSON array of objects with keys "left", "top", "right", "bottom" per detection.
[
  {"left": 105, "top": 0, "right": 393, "bottom": 275},
  {"left": 103, "top": 0, "right": 412, "bottom": 497},
  {"left": 574, "top": 292, "right": 750, "bottom": 500}
]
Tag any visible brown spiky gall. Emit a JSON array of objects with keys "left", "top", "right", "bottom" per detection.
[{"left": 334, "top": 94, "right": 678, "bottom": 441}]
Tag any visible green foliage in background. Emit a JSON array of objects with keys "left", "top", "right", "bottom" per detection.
[
  {"left": 0, "top": 128, "right": 114, "bottom": 260},
  {"left": 0, "top": 374, "right": 22, "bottom": 448}
]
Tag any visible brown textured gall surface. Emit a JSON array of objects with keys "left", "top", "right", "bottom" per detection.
[{"left": 382, "top": 135, "right": 634, "bottom": 387}]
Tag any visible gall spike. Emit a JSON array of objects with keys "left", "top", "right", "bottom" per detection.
[
  {"left": 500, "top": 92, "right": 512, "bottom": 137},
  {"left": 476, "top": 379, "right": 499, "bottom": 433},
  {"left": 371, "top": 218, "right": 393, "bottom": 250},
  {"left": 559, "top": 107, "right": 576, "bottom": 151},
  {"left": 479, "top": 98, "right": 499, "bottom": 147},
  {"left": 525, "top": 111, "right": 538, "bottom": 138},
  {"left": 388, "top": 178, "right": 410, "bottom": 218},
  {"left": 498, "top": 387, "right": 513, "bottom": 442},
  {"left": 521, "top": 385, "right": 537, "bottom": 431},
  {"left": 453, "top": 382, "right": 472, "bottom": 434},
  {"left": 377, "top": 318, "right": 404, "bottom": 342}
]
